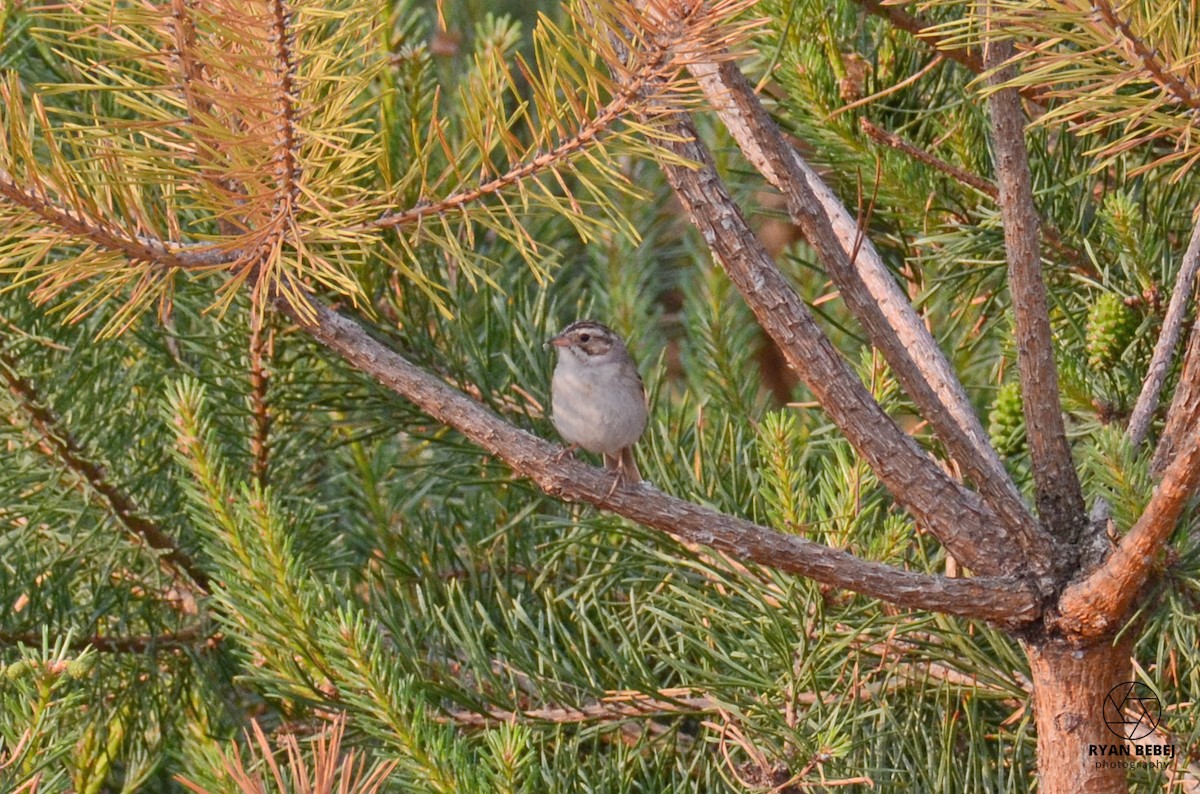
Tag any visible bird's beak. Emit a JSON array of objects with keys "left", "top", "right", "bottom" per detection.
[{"left": 545, "top": 334, "right": 569, "bottom": 349}]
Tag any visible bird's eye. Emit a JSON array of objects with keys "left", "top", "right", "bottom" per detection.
[{"left": 579, "top": 333, "right": 590, "bottom": 342}]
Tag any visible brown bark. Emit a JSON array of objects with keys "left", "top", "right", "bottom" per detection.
[
  {"left": 1147, "top": 212, "right": 1200, "bottom": 474},
  {"left": 1025, "top": 636, "right": 1133, "bottom": 794}
]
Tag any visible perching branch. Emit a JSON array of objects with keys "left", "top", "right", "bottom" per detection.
[
  {"left": 0, "top": 334, "right": 210, "bottom": 596},
  {"left": 981, "top": 19, "right": 1085, "bottom": 544},
  {"left": 681, "top": 58, "right": 1055, "bottom": 581},
  {"left": 275, "top": 295, "right": 1040, "bottom": 627},
  {"left": 1127, "top": 211, "right": 1200, "bottom": 448}
]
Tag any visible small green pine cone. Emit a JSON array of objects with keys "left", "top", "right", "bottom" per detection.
[
  {"left": 1087, "top": 293, "right": 1137, "bottom": 370},
  {"left": 66, "top": 654, "right": 96, "bottom": 680},
  {"left": 989, "top": 381, "right": 1026, "bottom": 457},
  {"left": 4, "top": 660, "right": 31, "bottom": 681}
]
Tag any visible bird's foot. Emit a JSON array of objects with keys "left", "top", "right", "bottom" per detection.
[{"left": 605, "top": 471, "right": 624, "bottom": 498}]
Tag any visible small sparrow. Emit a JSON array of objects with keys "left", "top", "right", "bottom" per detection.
[{"left": 547, "top": 320, "right": 648, "bottom": 485}]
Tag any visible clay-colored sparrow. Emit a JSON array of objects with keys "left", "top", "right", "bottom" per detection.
[{"left": 547, "top": 320, "right": 647, "bottom": 485}]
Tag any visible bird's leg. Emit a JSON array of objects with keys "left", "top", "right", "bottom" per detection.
[
  {"left": 602, "top": 453, "right": 624, "bottom": 498},
  {"left": 554, "top": 443, "right": 579, "bottom": 464}
]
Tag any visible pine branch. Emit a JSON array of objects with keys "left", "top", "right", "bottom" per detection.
[
  {"left": 442, "top": 654, "right": 1025, "bottom": 730},
  {"left": 372, "top": 0, "right": 758, "bottom": 238},
  {"left": 275, "top": 294, "right": 1041, "bottom": 626},
  {"left": 857, "top": 117, "right": 1096, "bottom": 279},
  {"left": 0, "top": 168, "right": 187, "bottom": 270},
  {"left": 0, "top": 626, "right": 219, "bottom": 655},
  {"left": 248, "top": 313, "right": 273, "bottom": 487},
  {"left": 851, "top": 0, "right": 985, "bottom": 74},
  {"left": 1126, "top": 211, "right": 1200, "bottom": 448},
  {"left": 1057, "top": 419, "right": 1200, "bottom": 636},
  {"left": 649, "top": 117, "right": 1019, "bottom": 578},
  {"left": 858, "top": 117, "right": 998, "bottom": 198},
  {"left": 441, "top": 688, "right": 720, "bottom": 728},
  {"left": 0, "top": 333, "right": 210, "bottom": 595},
  {"left": 170, "top": 386, "right": 338, "bottom": 688},
  {"left": 266, "top": 0, "right": 302, "bottom": 219},
  {"left": 681, "top": 56, "right": 1056, "bottom": 584},
  {"left": 2, "top": 0, "right": 756, "bottom": 329},
  {"left": 1151, "top": 311, "right": 1200, "bottom": 476},
  {"left": 176, "top": 715, "right": 398, "bottom": 794},
  {"left": 623, "top": 35, "right": 1043, "bottom": 579},
  {"left": 169, "top": 0, "right": 211, "bottom": 119},
  {"left": 981, "top": 15, "right": 1085, "bottom": 545},
  {"left": 1089, "top": 0, "right": 1200, "bottom": 115},
  {"left": 372, "top": 66, "right": 663, "bottom": 232},
  {"left": 1, "top": 1, "right": 381, "bottom": 328},
  {"left": 168, "top": 0, "right": 247, "bottom": 234},
  {"left": 954, "top": 0, "right": 1200, "bottom": 178}
]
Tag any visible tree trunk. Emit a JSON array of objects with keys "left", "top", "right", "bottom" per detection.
[{"left": 1026, "top": 635, "right": 1133, "bottom": 793}]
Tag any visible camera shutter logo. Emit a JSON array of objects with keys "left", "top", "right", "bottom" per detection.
[{"left": 1103, "top": 682, "right": 1161, "bottom": 740}]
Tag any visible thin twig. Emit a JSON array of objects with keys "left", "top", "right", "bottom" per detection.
[
  {"left": 850, "top": 0, "right": 1049, "bottom": 106},
  {"left": 1089, "top": 0, "right": 1200, "bottom": 113},
  {"left": 441, "top": 688, "right": 719, "bottom": 727},
  {"left": 858, "top": 117, "right": 1098, "bottom": 279},
  {"left": 369, "top": 0, "right": 734, "bottom": 233},
  {"left": 371, "top": 80, "right": 651, "bottom": 231},
  {"left": 0, "top": 625, "right": 219, "bottom": 654},
  {"left": 859, "top": 116, "right": 998, "bottom": 197},
  {"left": 0, "top": 169, "right": 193, "bottom": 269},
  {"left": 828, "top": 54, "right": 945, "bottom": 120},
  {"left": 851, "top": 0, "right": 984, "bottom": 74},
  {"left": 248, "top": 311, "right": 273, "bottom": 487}
]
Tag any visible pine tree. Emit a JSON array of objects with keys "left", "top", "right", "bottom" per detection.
[{"left": 0, "top": 0, "right": 1198, "bottom": 792}]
